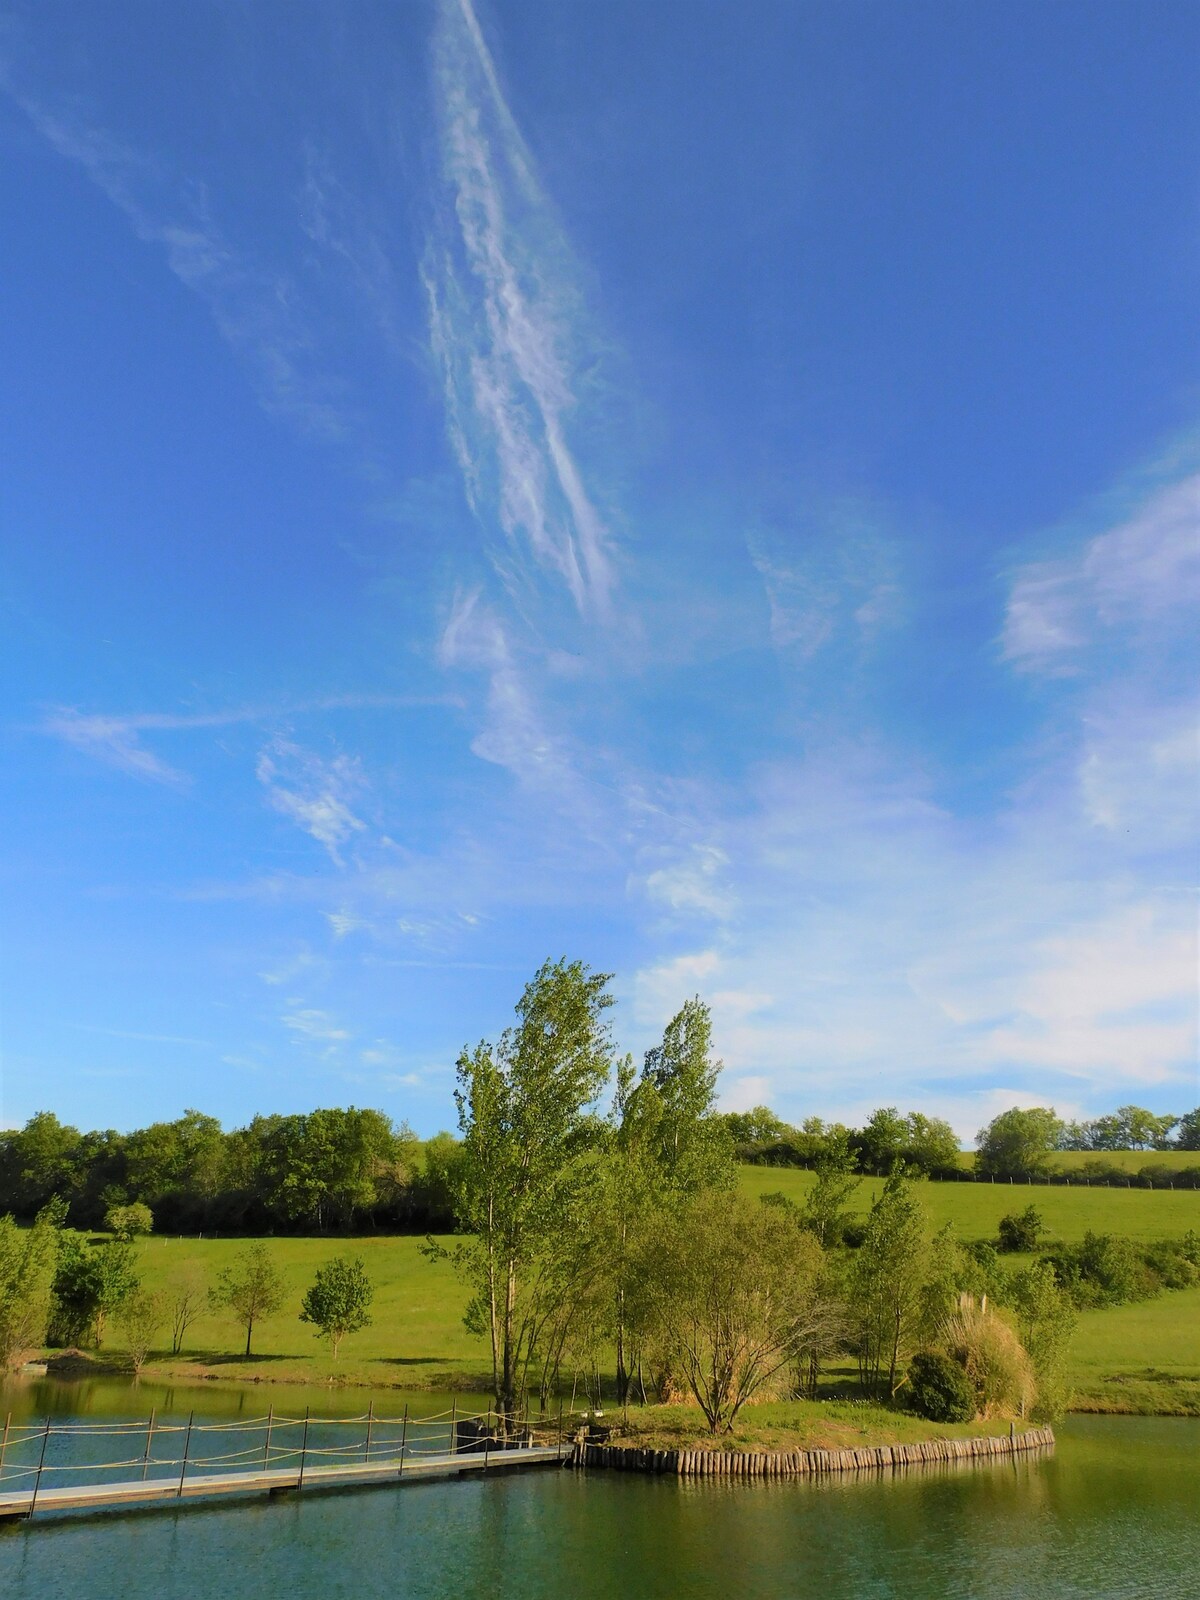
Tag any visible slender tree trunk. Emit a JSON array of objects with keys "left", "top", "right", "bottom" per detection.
[
  {"left": 887, "top": 1305, "right": 901, "bottom": 1396},
  {"left": 497, "top": 1260, "right": 518, "bottom": 1436},
  {"left": 245, "top": 1317, "right": 253, "bottom": 1357}
]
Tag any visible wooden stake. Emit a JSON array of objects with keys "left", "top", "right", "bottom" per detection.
[{"left": 141, "top": 1409, "right": 156, "bottom": 1481}]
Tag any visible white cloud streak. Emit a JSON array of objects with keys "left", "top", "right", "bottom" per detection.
[
  {"left": 256, "top": 739, "right": 367, "bottom": 863},
  {"left": 43, "top": 695, "right": 451, "bottom": 785},
  {"left": 425, "top": 0, "right": 615, "bottom": 618},
  {"left": 1, "top": 78, "right": 353, "bottom": 440},
  {"left": 1003, "top": 471, "right": 1200, "bottom": 671}
]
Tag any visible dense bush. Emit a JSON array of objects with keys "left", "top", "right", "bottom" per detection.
[
  {"left": 907, "top": 1350, "right": 976, "bottom": 1423},
  {"left": 1137, "top": 1163, "right": 1200, "bottom": 1190},
  {"left": 1039, "top": 1231, "right": 1196, "bottom": 1307},
  {"left": 997, "top": 1205, "right": 1044, "bottom": 1252}
]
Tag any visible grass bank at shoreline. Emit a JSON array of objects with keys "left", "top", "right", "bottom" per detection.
[{"left": 593, "top": 1399, "right": 1034, "bottom": 1454}]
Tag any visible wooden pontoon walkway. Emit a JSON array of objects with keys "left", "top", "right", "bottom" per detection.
[{"left": 0, "top": 1444, "right": 565, "bottom": 1522}]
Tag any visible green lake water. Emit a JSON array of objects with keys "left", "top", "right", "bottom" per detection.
[{"left": 0, "top": 1379, "right": 1195, "bottom": 1599}]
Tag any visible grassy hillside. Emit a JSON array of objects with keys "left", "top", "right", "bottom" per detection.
[
  {"left": 1068, "top": 1285, "right": 1200, "bottom": 1415},
  {"left": 68, "top": 1168, "right": 1196, "bottom": 1407},
  {"left": 738, "top": 1166, "right": 1200, "bottom": 1243},
  {"left": 124, "top": 1232, "right": 481, "bottom": 1389}
]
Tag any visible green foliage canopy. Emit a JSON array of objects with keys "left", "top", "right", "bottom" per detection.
[
  {"left": 976, "top": 1106, "right": 1065, "bottom": 1178},
  {"left": 300, "top": 1255, "right": 374, "bottom": 1359}
]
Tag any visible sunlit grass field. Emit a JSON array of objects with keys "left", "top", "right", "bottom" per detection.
[
  {"left": 737, "top": 1165, "right": 1200, "bottom": 1243},
  {"left": 75, "top": 1166, "right": 1197, "bottom": 1407},
  {"left": 1067, "top": 1284, "right": 1200, "bottom": 1415},
  {"left": 124, "top": 1232, "right": 483, "bottom": 1389}
]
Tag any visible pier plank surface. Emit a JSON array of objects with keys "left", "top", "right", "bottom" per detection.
[{"left": 0, "top": 1444, "right": 564, "bottom": 1521}]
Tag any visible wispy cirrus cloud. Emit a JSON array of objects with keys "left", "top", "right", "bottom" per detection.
[
  {"left": 280, "top": 1005, "right": 351, "bottom": 1044},
  {"left": 1, "top": 73, "right": 352, "bottom": 441},
  {"left": 44, "top": 709, "right": 192, "bottom": 785},
  {"left": 1003, "top": 469, "right": 1200, "bottom": 671},
  {"left": 437, "top": 586, "right": 600, "bottom": 817},
  {"left": 747, "top": 510, "right": 902, "bottom": 663},
  {"left": 256, "top": 739, "right": 367, "bottom": 864},
  {"left": 43, "top": 694, "right": 451, "bottom": 785},
  {"left": 425, "top": 0, "right": 616, "bottom": 619}
]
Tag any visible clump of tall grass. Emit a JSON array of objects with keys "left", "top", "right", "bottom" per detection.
[{"left": 943, "top": 1293, "right": 1035, "bottom": 1419}]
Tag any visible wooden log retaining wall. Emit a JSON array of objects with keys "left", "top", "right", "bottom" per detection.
[{"left": 570, "top": 1425, "right": 1054, "bottom": 1478}]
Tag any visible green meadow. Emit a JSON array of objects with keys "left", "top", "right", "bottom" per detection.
[
  {"left": 70, "top": 1168, "right": 1197, "bottom": 1411},
  {"left": 737, "top": 1164, "right": 1200, "bottom": 1243},
  {"left": 124, "top": 1232, "right": 481, "bottom": 1390}
]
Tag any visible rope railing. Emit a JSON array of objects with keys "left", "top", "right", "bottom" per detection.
[
  {"left": 1, "top": 1409, "right": 491, "bottom": 1438},
  {"left": 0, "top": 1400, "right": 567, "bottom": 1515}
]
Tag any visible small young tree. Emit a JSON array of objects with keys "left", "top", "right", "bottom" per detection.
[
  {"left": 166, "top": 1265, "right": 208, "bottom": 1354},
  {"left": 211, "top": 1242, "right": 286, "bottom": 1356},
  {"left": 848, "top": 1172, "right": 930, "bottom": 1398},
  {"left": 105, "top": 1202, "right": 154, "bottom": 1241},
  {"left": 0, "top": 1205, "right": 61, "bottom": 1368},
  {"left": 802, "top": 1134, "right": 860, "bottom": 1248},
  {"left": 1010, "top": 1259, "right": 1077, "bottom": 1421},
  {"left": 116, "top": 1287, "right": 167, "bottom": 1376},
  {"left": 299, "top": 1256, "right": 374, "bottom": 1360}
]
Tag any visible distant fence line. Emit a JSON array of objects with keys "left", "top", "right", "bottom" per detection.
[{"left": 743, "top": 1158, "right": 1200, "bottom": 1189}]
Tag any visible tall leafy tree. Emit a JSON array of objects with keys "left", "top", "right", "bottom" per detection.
[
  {"left": 598, "top": 1055, "right": 667, "bottom": 1406},
  {"left": 641, "top": 997, "right": 733, "bottom": 1192},
  {"left": 0, "top": 1112, "right": 84, "bottom": 1217},
  {"left": 450, "top": 958, "right": 613, "bottom": 1430},
  {"left": 976, "top": 1106, "right": 1064, "bottom": 1178}
]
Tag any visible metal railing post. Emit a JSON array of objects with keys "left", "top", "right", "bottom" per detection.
[
  {"left": 263, "top": 1406, "right": 274, "bottom": 1470},
  {"left": 177, "top": 1411, "right": 194, "bottom": 1498},
  {"left": 556, "top": 1396, "right": 563, "bottom": 1460},
  {"left": 29, "top": 1418, "right": 51, "bottom": 1518},
  {"left": 364, "top": 1401, "right": 374, "bottom": 1463},
  {"left": 399, "top": 1404, "right": 408, "bottom": 1471},
  {"left": 298, "top": 1408, "right": 310, "bottom": 1491},
  {"left": 0, "top": 1412, "right": 10, "bottom": 1484},
  {"left": 450, "top": 1396, "right": 457, "bottom": 1456},
  {"left": 483, "top": 1405, "right": 490, "bottom": 1473},
  {"left": 141, "top": 1408, "right": 156, "bottom": 1480}
]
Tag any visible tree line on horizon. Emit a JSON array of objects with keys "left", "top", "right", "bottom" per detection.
[{"left": 1, "top": 1093, "right": 1196, "bottom": 1238}]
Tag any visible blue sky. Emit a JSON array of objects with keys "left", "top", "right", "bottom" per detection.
[{"left": 1, "top": 0, "right": 1197, "bottom": 1139}]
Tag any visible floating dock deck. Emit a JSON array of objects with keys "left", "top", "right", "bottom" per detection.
[
  {"left": 0, "top": 1443, "right": 564, "bottom": 1521},
  {"left": 0, "top": 1406, "right": 567, "bottom": 1526}
]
